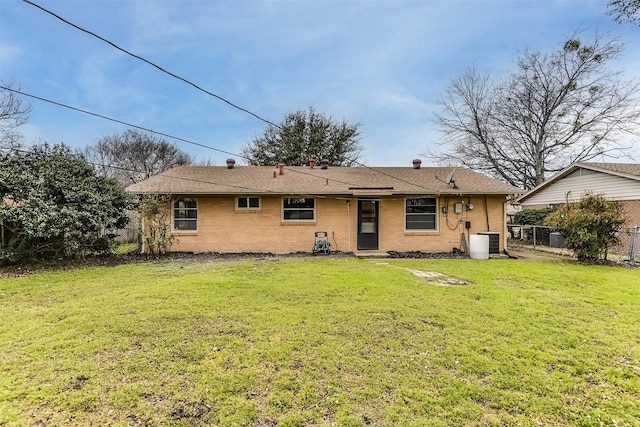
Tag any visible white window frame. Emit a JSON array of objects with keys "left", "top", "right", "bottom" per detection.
[
  {"left": 173, "top": 197, "right": 198, "bottom": 231},
  {"left": 282, "top": 197, "right": 315, "bottom": 221},
  {"left": 405, "top": 197, "right": 438, "bottom": 231},
  {"left": 236, "top": 196, "right": 261, "bottom": 210}
]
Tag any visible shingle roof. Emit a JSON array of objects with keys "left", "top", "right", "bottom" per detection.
[
  {"left": 126, "top": 165, "right": 523, "bottom": 196},
  {"left": 579, "top": 163, "right": 640, "bottom": 180}
]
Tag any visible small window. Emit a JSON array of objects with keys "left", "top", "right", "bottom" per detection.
[
  {"left": 406, "top": 197, "right": 437, "bottom": 231},
  {"left": 236, "top": 197, "right": 261, "bottom": 210},
  {"left": 283, "top": 197, "right": 315, "bottom": 221},
  {"left": 173, "top": 198, "right": 197, "bottom": 231}
]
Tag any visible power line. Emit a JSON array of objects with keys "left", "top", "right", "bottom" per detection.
[
  {"left": 0, "top": 87, "right": 385, "bottom": 191},
  {"left": 20, "top": 0, "right": 440, "bottom": 193},
  {"left": 5, "top": 85, "right": 441, "bottom": 193},
  {"left": 2, "top": 85, "right": 239, "bottom": 158},
  {"left": 22, "top": 0, "right": 283, "bottom": 131},
  {"left": 1, "top": 145, "right": 139, "bottom": 174}
]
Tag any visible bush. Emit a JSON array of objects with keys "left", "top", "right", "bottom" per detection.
[
  {"left": 545, "top": 194, "right": 624, "bottom": 262},
  {"left": 512, "top": 207, "right": 555, "bottom": 225},
  {"left": 0, "top": 143, "right": 132, "bottom": 263}
]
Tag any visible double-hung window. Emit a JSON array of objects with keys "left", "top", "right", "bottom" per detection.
[
  {"left": 405, "top": 197, "right": 437, "bottom": 231},
  {"left": 283, "top": 197, "right": 315, "bottom": 221},
  {"left": 236, "top": 196, "right": 261, "bottom": 210},
  {"left": 173, "top": 198, "right": 198, "bottom": 231}
]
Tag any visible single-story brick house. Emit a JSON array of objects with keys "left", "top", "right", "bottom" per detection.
[
  {"left": 125, "top": 159, "right": 522, "bottom": 255},
  {"left": 517, "top": 162, "right": 640, "bottom": 227}
]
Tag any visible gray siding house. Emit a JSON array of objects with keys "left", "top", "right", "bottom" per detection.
[{"left": 517, "top": 163, "right": 640, "bottom": 227}]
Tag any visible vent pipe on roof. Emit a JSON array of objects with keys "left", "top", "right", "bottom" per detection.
[
  {"left": 226, "top": 158, "right": 236, "bottom": 169},
  {"left": 412, "top": 159, "right": 422, "bottom": 169},
  {"left": 278, "top": 163, "right": 284, "bottom": 175},
  {"left": 320, "top": 159, "right": 329, "bottom": 169},
  {"left": 309, "top": 158, "right": 315, "bottom": 169}
]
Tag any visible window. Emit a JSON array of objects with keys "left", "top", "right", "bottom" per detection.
[
  {"left": 406, "top": 197, "right": 437, "bottom": 231},
  {"left": 173, "top": 198, "right": 198, "bottom": 231},
  {"left": 236, "top": 196, "right": 261, "bottom": 210},
  {"left": 283, "top": 197, "right": 315, "bottom": 221}
]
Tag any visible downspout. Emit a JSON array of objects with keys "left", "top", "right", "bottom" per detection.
[
  {"left": 347, "top": 199, "right": 351, "bottom": 252},
  {"left": 484, "top": 194, "right": 490, "bottom": 231}
]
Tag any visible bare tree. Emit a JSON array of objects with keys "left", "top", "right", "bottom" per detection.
[
  {"left": 429, "top": 31, "right": 640, "bottom": 190},
  {"left": 85, "top": 129, "right": 193, "bottom": 185},
  {"left": 241, "top": 107, "right": 363, "bottom": 166},
  {"left": 0, "top": 83, "right": 31, "bottom": 149},
  {"left": 608, "top": 0, "right": 640, "bottom": 26}
]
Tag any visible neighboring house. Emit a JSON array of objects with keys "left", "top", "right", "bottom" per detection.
[
  {"left": 125, "top": 159, "right": 522, "bottom": 255},
  {"left": 517, "top": 162, "right": 640, "bottom": 227}
]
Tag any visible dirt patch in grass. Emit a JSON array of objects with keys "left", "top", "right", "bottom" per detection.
[
  {"left": 407, "top": 269, "right": 472, "bottom": 286},
  {"left": 374, "top": 262, "right": 472, "bottom": 286}
]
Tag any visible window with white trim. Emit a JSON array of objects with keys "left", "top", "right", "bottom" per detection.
[
  {"left": 405, "top": 197, "right": 437, "bottom": 231},
  {"left": 283, "top": 197, "right": 315, "bottom": 221},
  {"left": 173, "top": 198, "right": 198, "bottom": 231},
  {"left": 236, "top": 196, "right": 261, "bottom": 210}
]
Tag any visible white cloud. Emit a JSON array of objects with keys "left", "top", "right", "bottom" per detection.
[
  {"left": 0, "top": 43, "right": 22, "bottom": 69},
  {"left": 3, "top": 0, "right": 640, "bottom": 167}
]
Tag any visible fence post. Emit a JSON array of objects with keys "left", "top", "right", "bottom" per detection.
[
  {"left": 533, "top": 225, "right": 537, "bottom": 251},
  {"left": 630, "top": 226, "right": 639, "bottom": 262}
]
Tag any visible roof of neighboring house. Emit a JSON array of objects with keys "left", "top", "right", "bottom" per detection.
[
  {"left": 518, "top": 162, "right": 640, "bottom": 204},
  {"left": 125, "top": 164, "right": 523, "bottom": 196}
]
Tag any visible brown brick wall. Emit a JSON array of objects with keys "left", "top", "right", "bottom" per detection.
[
  {"left": 163, "top": 194, "right": 508, "bottom": 254},
  {"left": 619, "top": 200, "right": 640, "bottom": 228}
]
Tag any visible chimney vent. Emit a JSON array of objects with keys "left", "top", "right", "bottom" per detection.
[
  {"left": 309, "top": 158, "right": 315, "bottom": 169},
  {"left": 320, "top": 159, "right": 329, "bottom": 169},
  {"left": 278, "top": 163, "right": 284, "bottom": 175},
  {"left": 226, "top": 158, "right": 236, "bottom": 169},
  {"left": 412, "top": 159, "right": 422, "bottom": 169}
]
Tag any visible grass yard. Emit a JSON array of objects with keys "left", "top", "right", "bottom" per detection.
[{"left": 0, "top": 257, "right": 639, "bottom": 426}]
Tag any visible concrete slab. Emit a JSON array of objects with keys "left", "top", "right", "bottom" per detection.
[{"left": 354, "top": 251, "right": 390, "bottom": 259}]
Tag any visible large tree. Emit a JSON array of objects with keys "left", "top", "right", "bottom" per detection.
[
  {"left": 430, "top": 31, "right": 640, "bottom": 190},
  {"left": 85, "top": 129, "right": 193, "bottom": 185},
  {"left": 0, "top": 83, "right": 31, "bottom": 149},
  {"left": 608, "top": 0, "right": 640, "bottom": 26},
  {"left": 241, "top": 107, "right": 363, "bottom": 166},
  {"left": 0, "top": 143, "right": 131, "bottom": 263}
]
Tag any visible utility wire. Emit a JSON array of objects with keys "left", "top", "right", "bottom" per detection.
[
  {"left": 2, "top": 85, "right": 239, "bottom": 158},
  {"left": 0, "top": 87, "right": 384, "bottom": 191},
  {"left": 20, "top": 0, "right": 441, "bottom": 193},
  {"left": 3, "top": 85, "right": 441, "bottom": 193},
  {"left": 21, "top": 0, "right": 282, "bottom": 130},
  {"left": 3, "top": 142, "right": 353, "bottom": 200}
]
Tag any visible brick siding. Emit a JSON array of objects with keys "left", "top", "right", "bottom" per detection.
[
  {"left": 619, "top": 200, "right": 640, "bottom": 228},
  {"left": 158, "top": 194, "right": 508, "bottom": 254}
]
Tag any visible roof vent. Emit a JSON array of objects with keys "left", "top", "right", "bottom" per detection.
[
  {"left": 226, "top": 158, "right": 236, "bottom": 169},
  {"left": 412, "top": 159, "right": 422, "bottom": 169},
  {"left": 320, "top": 159, "right": 329, "bottom": 169},
  {"left": 309, "top": 158, "right": 315, "bottom": 169}
]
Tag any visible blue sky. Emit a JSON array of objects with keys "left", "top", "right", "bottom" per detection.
[{"left": 1, "top": 0, "right": 639, "bottom": 166}]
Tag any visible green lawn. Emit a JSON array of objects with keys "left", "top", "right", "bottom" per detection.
[{"left": 0, "top": 257, "right": 638, "bottom": 426}]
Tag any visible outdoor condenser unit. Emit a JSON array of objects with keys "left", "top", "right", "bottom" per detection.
[{"left": 478, "top": 232, "right": 500, "bottom": 254}]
